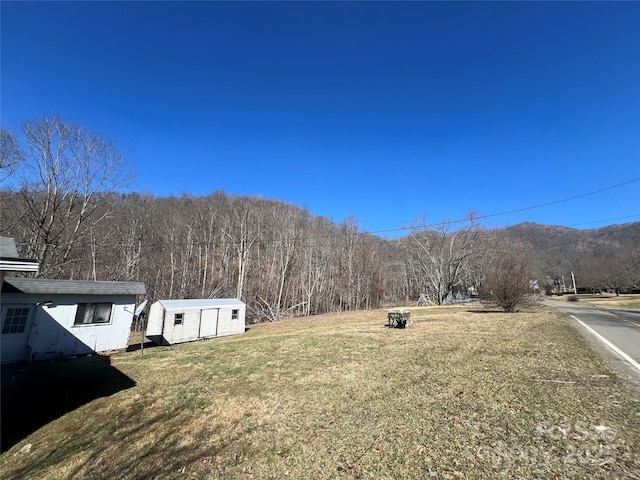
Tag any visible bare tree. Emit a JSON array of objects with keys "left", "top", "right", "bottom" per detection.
[
  {"left": 106, "top": 193, "right": 153, "bottom": 282},
  {"left": 13, "top": 116, "right": 133, "bottom": 277},
  {"left": 0, "top": 129, "right": 25, "bottom": 184},
  {"left": 256, "top": 203, "right": 304, "bottom": 321},
  {"left": 223, "top": 197, "right": 262, "bottom": 301},
  {"left": 407, "top": 213, "right": 481, "bottom": 305},
  {"left": 338, "top": 217, "right": 361, "bottom": 310}
]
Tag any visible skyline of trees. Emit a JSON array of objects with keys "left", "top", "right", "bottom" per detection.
[
  {"left": 3, "top": 186, "right": 637, "bottom": 321},
  {"left": 2, "top": 117, "right": 638, "bottom": 322}
]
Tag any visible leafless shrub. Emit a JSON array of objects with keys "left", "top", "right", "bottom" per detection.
[{"left": 479, "top": 244, "right": 534, "bottom": 312}]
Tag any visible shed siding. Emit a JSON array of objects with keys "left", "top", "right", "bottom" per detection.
[
  {"left": 146, "top": 299, "right": 245, "bottom": 345},
  {"left": 216, "top": 304, "right": 246, "bottom": 337},
  {"left": 145, "top": 302, "right": 164, "bottom": 337},
  {"left": 162, "top": 309, "right": 202, "bottom": 344}
]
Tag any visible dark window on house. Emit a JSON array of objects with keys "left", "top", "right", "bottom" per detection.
[
  {"left": 231, "top": 309, "right": 239, "bottom": 320},
  {"left": 174, "top": 313, "right": 184, "bottom": 325},
  {"left": 2, "top": 307, "right": 30, "bottom": 334},
  {"left": 74, "top": 303, "right": 112, "bottom": 325}
]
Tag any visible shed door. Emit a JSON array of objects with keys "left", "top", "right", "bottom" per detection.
[
  {"left": 199, "top": 309, "right": 219, "bottom": 338},
  {"left": 1, "top": 304, "right": 35, "bottom": 363}
]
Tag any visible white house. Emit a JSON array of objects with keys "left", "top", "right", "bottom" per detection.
[
  {"left": 1, "top": 277, "right": 146, "bottom": 364},
  {"left": 146, "top": 298, "right": 246, "bottom": 345}
]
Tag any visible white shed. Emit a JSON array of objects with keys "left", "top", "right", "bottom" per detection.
[
  {"left": 146, "top": 298, "right": 246, "bottom": 346},
  {"left": 1, "top": 277, "right": 146, "bottom": 364}
]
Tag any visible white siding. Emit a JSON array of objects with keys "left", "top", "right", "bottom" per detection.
[
  {"left": 216, "top": 304, "right": 246, "bottom": 337},
  {"left": 161, "top": 308, "right": 202, "bottom": 344},
  {"left": 31, "top": 303, "right": 133, "bottom": 358},
  {"left": 1, "top": 293, "right": 136, "bottom": 362},
  {"left": 145, "top": 302, "right": 164, "bottom": 336},
  {"left": 146, "top": 299, "right": 245, "bottom": 345}
]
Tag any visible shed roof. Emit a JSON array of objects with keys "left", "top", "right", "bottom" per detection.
[
  {"left": 158, "top": 298, "right": 244, "bottom": 310},
  {"left": 2, "top": 277, "right": 146, "bottom": 296}
]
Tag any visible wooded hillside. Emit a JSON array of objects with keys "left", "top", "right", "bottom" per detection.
[
  {"left": 1, "top": 118, "right": 637, "bottom": 321},
  {"left": 2, "top": 187, "right": 638, "bottom": 321},
  {"left": 503, "top": 221, "right": 640, "bottom": 293}
]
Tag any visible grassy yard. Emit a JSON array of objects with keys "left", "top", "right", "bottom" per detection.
[
  {"left": 2, "top": 305, "right": 639, "bottom": 479},
  {"left": 551, "top": 293, "right": 640, "bottom": 309}
]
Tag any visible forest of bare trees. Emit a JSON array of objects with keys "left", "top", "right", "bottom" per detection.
[
  {"left": 2, "top": 118, "right": 638, "bottom": 321},
  {"left": 0, "top": 186, "right": 411, "bottom": 321}
]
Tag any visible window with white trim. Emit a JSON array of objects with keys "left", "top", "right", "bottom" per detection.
[
  {"left": 174, "top": 313, "right": 184, "bottom": 325},
  {"left": 74, "top": 303, "right": 113, "bottom": 325},
  {"left": 231, "top": 309, "right": 239, "bottom": 320},
  {"left": 2, "top": 307, "right": 30, "bottom": 334}
]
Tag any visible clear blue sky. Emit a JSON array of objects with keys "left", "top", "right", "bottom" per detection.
[{"left": 2, "top": 1, "right": 639, "bottom": 236}]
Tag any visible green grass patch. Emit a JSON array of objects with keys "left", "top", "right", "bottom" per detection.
[{"left": 2, "top": 306, "right": 639, "bottom": 479}]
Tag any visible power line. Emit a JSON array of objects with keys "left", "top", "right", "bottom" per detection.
[
  {"left": 161, "top": 177, "right": 640, "bottom": 244},
  {"left": 10, "top": 178, "right": 639, "bottom": 249},
  {"left": 561, "top": 214, "right": 640, "bottom": 229},
  {"left": 368, "top": 177, "right": 640, "bottom": 236}
]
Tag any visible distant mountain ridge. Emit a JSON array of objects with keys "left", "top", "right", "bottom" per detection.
[
  {"left": 501, "top": 221, "right": 640, "bottom": 278},
  {"left": 503, "top": 221, "right": 640, "bottom": 248}
]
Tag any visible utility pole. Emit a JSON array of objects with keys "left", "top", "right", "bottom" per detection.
[{"left": 571, "top": 271, "right": 577, "bottom": 295}]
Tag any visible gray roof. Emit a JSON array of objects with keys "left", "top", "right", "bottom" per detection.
[
  {"left": 0, "top": 237, "right": 19, "bottom": 258},
  {"left": 2, "top": 277, "right": 146, "bottom": 296},
  {"left": 0, "top": 237, "right": 40, "bottom": 272},
  {"left": 158, "top": 298, "right": 244, "bottom": 310}
]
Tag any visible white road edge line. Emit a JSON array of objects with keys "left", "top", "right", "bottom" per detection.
[{"left": 571, "top": 314, "right": 640, "bottom": 374}]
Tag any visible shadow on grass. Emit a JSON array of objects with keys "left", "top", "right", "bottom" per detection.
[
  {"left": 126, "top": 340, "right": 159, "bottom": 352},
  {"left": 1, "top": 355, "right": 136, "bottom": 453},
  {"left": 4, "top": 404, "right": 248, "bottom": 480}
]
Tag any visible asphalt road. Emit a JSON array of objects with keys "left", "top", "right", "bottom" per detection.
[{"left": 544, "top": 298, "right": 640, "bottom": 386}]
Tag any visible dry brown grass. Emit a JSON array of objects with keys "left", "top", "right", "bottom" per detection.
[
  {"left": 581, "top": 294, "right": 640, "bottom": 309},
  {"left": 550, "top": 293, "right": 640, "bottom": 309},
  {"left": 2, "top": 305, "right": 639, "bottom": 479}
]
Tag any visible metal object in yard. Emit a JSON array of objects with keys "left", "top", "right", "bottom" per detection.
[{"left": 387, "top": 309, "right": 412, "bottom": 329}]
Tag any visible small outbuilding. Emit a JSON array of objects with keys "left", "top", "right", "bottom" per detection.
[
  {"left": 146, "top": 298, "right": 246, "bottom": 346},
  {"left": 1, "top": 277, "right": 146, "bottom": 364}
]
